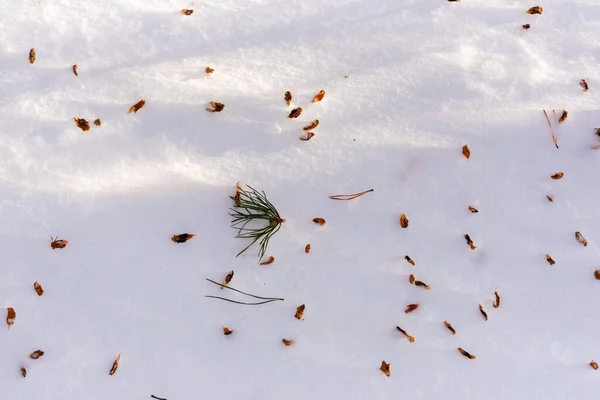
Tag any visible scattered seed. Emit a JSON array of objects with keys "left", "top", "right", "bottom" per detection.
[
  {"left": 396, "top": 326, "right": 415, "bottom": 343},
  {"left": 73, "top": 118, "right": 90, "bottom": 131},
  {"left": 206, "top": 101, "right": 225, "bottom": 113},
  {"left": 581, "top": 79, "right": 589, "bottom": 92},
  {"left": 311, "top": 90, "right": 326, "bottom": 103},
  {"left": 29, "top": 350, "right": 44, "bottom": 360},
  {"left": 400, "top": 214, "right": 409, "bottom": 228},
  {"left": 181, "top": 9, "right": 193, "bottom": 15},
  {"left": 21, "top": 367, "right": 26, "bottom": 377},
  {"left": 380, "top": 361, "right": 391, "bottom": 377},
  {"left": 93, "top": 118, "right": 102, "bottom": 126},
  {"left": 33, "top": 281, "right": 44, "bottom": 296},
  {"left": 575, "top": 232, "right": 588, "bottom": 246},
  {"left": 300, "top": 132, "right": 315, "bottom": 141},
  {"left": 595, "top": 270, "right": 600, "bottom": 280},
  {"left": 288, "top": 107, "right": 302, "bottom": 118},
  {"left": 404, "top": 255, "right": 415, "bottom": 266},
  {"left": 50, "top": 236, "right": 68, "bottom": 249},
  {"left": 313, "top": 217, "right": 326, "bottom": 226},
  {"left": 551, "top": 172, "right": 564, "bottom": 180},
  {"left": 222, "top": 326, "right": 233, "bottom": 335},
  {"left": 29, "top": 48, "right": 36, "bottom": 64},
  {"left": 409, "top": 274, "right": 415, "bottom": 284},
  {"left": 415, "top": 280, "right": 430, "bottom": 290},
  {"left": 546, "top": 195, "right": 554, "bottom": 202},
  {"left": 479, "top": 304, "right": 488, "bottom": 321},
  {"left": 303, "top": 120, "right": 319, "bottom": 130},
  {"left": 464, "top": 234, "right": 476, "bottom": 250},
  {"left": 72, "top": 64, "right": 78, "bottom": 76},
  {"left": 128, "top": 99, "right": 146, "bottom": 114},
  {"left": 522, "top": 24, "right": 531, "bottom": 29},
  {"left": 221, "top": 270, "right": 234, "bottom": 289},
  {"left": 171, "top": 233, "right": 196, "bottom": 243},
  {"left": 558, "top": 109, "right": 568, "bottom": 123},
  {"left": 6, "top": 307, "right": 16, "bottom": 328},
  {"left": 493, "top": 289, "right": 500, "bottom": 308},
  {"left": 595, "top": 128, "right": 600, "bottom": 137},
  {"left": 405, "top": 304, "right": 419, "bottom": 313},
  {"left": 462, "top": 145, "right": 470, "bottom": 159},
  {"left": 305, "top": 244, "right": 311, "bottom": 253},
  {"left": 591, "top": 361, "right": 599, "bottom": 370},
  {"left": 282, "top": 338, "right": 294, "bottom": 346},
  {"left": 295, "top": 304, "right": 305, "bottom": 320},
  {"left": 468, "top": 206, "right": 479, "bottom": 213},
  {"left": 284, "top": 91, "right": 292, "bottom": 106},
  {"left": 205, "top": 66, "right": 214, "bottom": 74},
  {"left": 458, "top": 347, "right": 476, "bottom": 359},
  {"left": 109, "top": 354, "right": 121, "bottom": 375},
  {"left": 260, "top": 256, "right": 275, "bottom": 265},
  {"left": 444, "top": 321, "right": 456, "bottom": 335},
  {"left": 546, "top": 254, "right": 555, "bottom": 265},
  {"left": 526, "top": 6, "right": 543, "bottom": 14}
]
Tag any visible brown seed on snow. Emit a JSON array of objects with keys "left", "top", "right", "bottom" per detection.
[
  {"left": 303, "top": 120, "right": 319, "bottom": 130},
  {"left": 33, "top": 281, "right": 44, "bottom": 296},
  {"left": 479, "top": 304, "right": 488, "bottom": 321},
  {"left": 128, "top": 99, "right": 146, "bottom": 114},
  {"left": 313, "top": 218, "right": 326, "bottom": 226},
  {"left": 546, "top": 195, "right": 553, "bottom": 202},
  {"left": 29, "top": 48, "right": 36, "bottom": 64},
  {"left": 591, "top": 361, "right": 599, "bottom": 370},
  {"left": 396, "top": 326, "right": 415, "bottom": 343},
  {"left": 575, "top": 232, "right": 588, "bottom": 246},
  {"left": 409, "top": 274, "right": 415, "bottom": 284},
  {"left": 558, "top": 109, "right": 568, "bottom": 123},
  {"left": 546, "top": 254, "right": 555, "bottom": 265},
  {"left": 206, "top": 101, "right": 225, "bottom": 113},
  {"left": 205, "top": 66, "right": 214, "bottom": 74},
  {"left": 73, "top": 118, "right": 90, "bottom": 131},
  {"left": 458, "top": 347, "right": 476, "bottom": 359},
  {"left": 464, "top": 234, "right": 476, "bottom": 250},
  {"left": 414, "top": 279, "right": 430, "bottom": 290},
  {"left": 6, "top": 307, "right": 16, "bottom": 328},
  {"left": 222, "top": 326, "right": 233, "bottom": 335},
  {"left": 522, "top": 24, "right": 531, "bottom": 29},
  {"left": 380, "top": 361, "right": 391, "bottom": 377},
  {"left": 551, "top": 172, "right": 564, "bottom": 180},
  {"left": 462, "top": 145, "right": 470, "bottom": 159},
  {"left": 581, "top": 79, "right": 589, "bottom": 92},
  {"left": 50, "top": 236, "right": 68, "bottom": 249},
  {"left": 171, "top": 233, "right": 196, "bottom": 243},
  {"left": 109, "top": 353, "right": 121, "bottom": 375},
  {"left": 468, "top": 206, "right": 479, "bottom": 213},
  {"left": 295, "top": 304, "right": 305, "bottom": 320},
  {"left": 526, "top": 6, "right": 543, "bottom": 14},
  {"left": 305, "top": 244, "right": 311, "bottom": 253},
  {"left": 400, "top": 214, "right": 409, "bottom": 228},
  {"left": 29, "top": 350, "right": 44, "bottom": 360},
  {"left": 72, "top": 64, "right": 78, "bottom": 76},
  {"left": 94, "top": 119, "right": 102, "bottom": 126},
  {"left": 493, "top": 289, "right": 500, "bottom": 308},
  {"left": 288, "top": 107, "right": 302, "bottom": 118},
  {"left": 594, "top": 270, "right": 600, "bottom": 280},
  {"left": 284, "top": 91, "right": 292, "bottom": 106},
  {"left": 444, "top": 321, "right": 456, "bottom": 335},
  {"left": 260, "top": 256, "right": 275, "bottom": 265},
  {"left": 181, "top": 9, "right": 194, "bottom": 15},
  {"left": 311, "top": 90, "right": 326, "bottom": 103},
  {"left": 299, "top": 132, "right": 315, "bottom": 141},
  {"left": 405, "top": 304, "right": 419, "bottom": 313},
  {"left": 404, "top": 255, "right": 415, "bottom": 266},
  {"left": 282, "top": 338, "right": 294, "bottom": 346},
  {"left": 21, "top": 367, "right": 26, "bottom": 377},
  {"left": 221, "top": 270, "right": 234, "bottom": 289}
]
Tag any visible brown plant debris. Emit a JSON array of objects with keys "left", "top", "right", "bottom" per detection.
[
  {"left": 329, "top": 188, "right": 373, "bottom": 200},
  {"left": 546, "top": 195, "right": 554, "bottom": 202},
  {"left": 462, "top": 145, "right": 471, "bottom": 159},
  {"left": 7, "top": 307, "right": 16, "bottom": 328},
  {"left": 282, "top": 338, "right": 294, "bottom": 346},
  {"left": 206, "top": 101, "right": 225, "bottom": 113},
  {"left": 464, "top": 234, "right": 476, "bottom": 250},
  {"left": 400, "top": 214, "right": 409, "bottom": 228},
  {"left": 181, "top": 9, "right": 194, "bottom": 15},
  {"left": 479, "top": 304, "right": 488, "bottom": 321},
  {"left": 458, "top": 347, "right": 476, "bottom": 359},
  {"left": 546, "top": 254, "right": 555, "bottom": 265},
  {"left": 409, "top": 274, "right": 431, "bottom": 290},
  {"left": 171, "top": 233, "right": 196, "bottom": 243},
  {"left": 575, "top": 232, "right": 588, "bottom": 246},
  {"left": 299, "top": 132, "right": 315, "bottom": 141},
  {"left": 493, "top": 289, "right": 500, "bottom": 308},
  {"left": 73, "top": 118, "right": 90, "bottom": 131},
  {"left": 221, "top": 270, "right": 234, "bottom": 289},
  {"left": 405, "top": 304, "right": 419, "bottom": 313},
  {"left": 542, "top": 109, "right": 559, "bottom": 149},
  {"left": 50, "top": 236, "right": 68, "bottom": 249},
  {"left": 151, "top": 396, "right": 167, "bottom": 400},
  {"left": 128, "top": 99, "right": 146, "bottom": 114},
  {"left": 551, "top": 172, "right": 564, "bottom": 180},
  {"left": 594, "top": 270, "right": 600, "bottom": 280},
  {"left": 233, "top": 182, "right": 242, "bottom": 206},
  {"left": 409, "top": 274, "right": 415, "bottom": 284},
  {"left": 380, "top": 361, "right": 391, "bottom": 377},
  {"left": 595, "top": 128, "right": 600, "bottom": 137},
  {"left": 313, "top": 217, "right": 326, "bottom": 226},
  {"left": 33, "top": 281, "right": 44, "bottom": 296},
  {"left": 94, "top": 119, "right": 102, "bottom": 126},
  {"left": 468, "top": 206, "right": 479, "bottom": 213},
  {"left": 222, "top": 326, "right": 233, "bottom": 335},
  {"left": 288, "top": 107, "right": 302, "bottom": 118},
  {"left": 29, "top": 48, "right": 36, "bottom": 64},
  {"left": 21, "top": 367, "right": 26, "bottom": 377},
  {"left": 109, "top": 353, "right": 121, "bottom": 375},
  {"left": 205, "top": 66, "right": 214, "bottom": 74},
  {"left": 311, "top": 90, "right": 326, "bottom": 103},
  {"left": 581, "top": 79, "right": 589, "bottom": 92},
  {"left": 526, "top": 6, "right": 543, "bottom": 14},
  {"left": 444, "top": 321, "right": 456, "bottom": 335},
  {"left": 591, "top": 361, "right": 599, "bottom": 370},
  {"left": 522, "top": 24, "right": 531, "bottom": 29},
  {"left": 303, "top": 119, "right": 319, "bottom": 130},
  {"left": 72, "top": 64, "right": 78, "bottom": 76},
  {"left": 295, "top": 304, "right": 305, "bottom": 320},
  {"left": 405, "top": 255, "right": 415, "bottom": 266},
  {"left": 29, "top": 350, "right": 44, "bottom": 360},
  {"left": 396, "top": 326, "right": 415, "bottom": 343},
  {"left": 558, "top": 109, "right": 568, "bottom": 123},
  {"left": 305, "top": 244, "right": 311, "bottom": 253},
  {"left": 284, "top": 91, "right": 292, "bottom": 106},
  {"left": 260, "top": 256, "right": 275, "bottom": 266}
]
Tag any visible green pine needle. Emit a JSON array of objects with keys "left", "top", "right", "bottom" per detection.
[{"left": 229, "top": 184, "right": 285, "bottom": 260}]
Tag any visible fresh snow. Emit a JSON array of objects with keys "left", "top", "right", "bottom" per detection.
[{"left": 2, "top": 0, "right": 600, "bottom": 399}]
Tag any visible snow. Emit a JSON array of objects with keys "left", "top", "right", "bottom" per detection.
[{"left": 2, "top": 0, "right": 600, "bottom": 398}]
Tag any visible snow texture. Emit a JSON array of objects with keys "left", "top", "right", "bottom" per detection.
[{"left": 2, "top": 0, "right": 600, "bottom": 399}]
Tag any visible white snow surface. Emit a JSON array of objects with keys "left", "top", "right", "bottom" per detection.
[{"left": 2, "top": 0, "right": 600, "bottom": 398}]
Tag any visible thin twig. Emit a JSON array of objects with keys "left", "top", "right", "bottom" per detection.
[
  {"left": 205, "top": 278, "right": 284, "bottom": 301},
  {"left": 329, "top": 189, "right": 374, "bottom": 200},
  {"left": 204, "top": 296, "right": 282, "bottom": 305},
  {"left": 543, "top": 109, "right": 558, "bottom": 149},
  {"left": 151, "top": 396, "right": 167, "bottom": 400}
]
